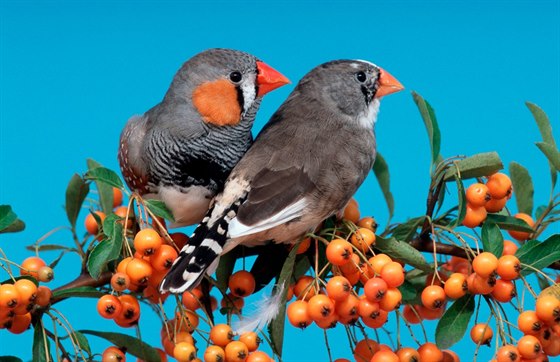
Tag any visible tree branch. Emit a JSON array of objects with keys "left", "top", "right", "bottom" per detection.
[{"left": 51, "top": 271, "right": 112, "bottom": 304}]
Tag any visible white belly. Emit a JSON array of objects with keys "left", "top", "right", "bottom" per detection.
[{"left": 156, "top": 185, "right": 214, "bottom": 227}]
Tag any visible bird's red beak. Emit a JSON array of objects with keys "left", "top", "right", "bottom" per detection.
[
  {"left": 256, "top": 61, "right": 290, "bottom": 97},
  {"left": 376, "top": 68, "right": 404, "bottom": 98}
]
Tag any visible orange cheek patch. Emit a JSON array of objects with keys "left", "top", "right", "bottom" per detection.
[{"left": 192, "top": 79, "right": 242, "bottom": 126}]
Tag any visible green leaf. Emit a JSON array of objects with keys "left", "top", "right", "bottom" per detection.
[
  {"left": 32, "top": 322, "right": 52, "bottom": 362},
  {"left": 86, "top": 160, "right": 118, "bottom": 214},
  {"left": 527, "top": 102, "right": 556, "bottom": 146},
  {"left": 399, "top": 279, "right": 423, "bottom": 304},
  {"left": 443, "top": 152, "right": 504, "bottom": 181},
  {"left": 49, "top": 251, "right": 66, "bottom": 269},
  {"left": 536, "top": 142, "right": 560, "bottom": 172},
  {"left": 527, "top": 102, "right": 558, "bottom": 187},
  {"left": 435, "top": 295, "right": 475, "bottom": 349},
  {"left": 412, "top": 92, "right": 441, "bottom": 166},
  {"left": 391, "top": 217, "right": 425, "bottom": 242},
  {"left": 215, "top": 252, "right": 237, "bottom": 292},
  {"left": 372, "top": 152, "right": 394, "bottom": 220},
  {"left": 73, "top": 331, "right": 91, "bottom": 357},
  {"left": 0, "top": 205, "right": 18, "bottom": 233},
  {"left": 536, "top": 274, "right": 551, "bottom": 292},
  {"left": 80, "top": 330, "right": 161, "bottom": 361},
  {"left": 481, "top": 222, "right": 504, "bottom": 257},
  {"left": 485, "top": 214, "right": 534, "bottom": 232},
  {"left": 52, "top": 286, "right": 105, "bottom": 300},
  {"left": 0, "top": 219, "right": 25, "bottom": 234},
  {"left": 516, "top": 235, "right": 560, "bottom": 276},
  {"left": 376, "top": 236, "right": 431, "bottom": 272},
  {"left": 145, "top": 199, "right": 175, "bottom": 222},
  {"left": 87, "top": 221, "right": 123, "bottom": 279},
  {"left": 65, "top": 174, "right": 90, "bottom": 229},
  {"left": 451, "top": 175, "right": 466, "bottom": 227},
  {"left": 268, "top": 242, "right": 300, "bottom": 358},
  {"left": 509, "top": 162, "right": 534, "bottom": 215},
  {"left": 0, "top": 356, "right": 23, "bottom": 362},
  {"left": 25, "top": 244, "right": 77, "bottom": 253}
]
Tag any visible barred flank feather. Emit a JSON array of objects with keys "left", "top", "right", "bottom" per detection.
[{"left": 234, "top": 283, "right": 286, "bottom": 334}]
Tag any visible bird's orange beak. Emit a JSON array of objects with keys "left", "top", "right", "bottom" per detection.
[
  {"left": 256, "top": 61, "right": 291, "bottom": 97},
  {"left": 376, "top": 68, "right": 404, "bottom": 98}
]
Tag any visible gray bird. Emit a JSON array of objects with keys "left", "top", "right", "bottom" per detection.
[
  {"left": 160, "top": 59, "right": 403, "bottom": 293},
  {"left": 118, "top": 48, "right": 289, "bottom": 226}
]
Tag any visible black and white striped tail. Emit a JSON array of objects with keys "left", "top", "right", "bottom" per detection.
[{"left": 159, "top": 202, "right": 240, "bottom": 294}]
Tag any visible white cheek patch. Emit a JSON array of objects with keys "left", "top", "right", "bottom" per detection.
[
  {"left": 357, "top": 98, "right": 380, "bottom": 128},
  {"left": 240, "top": 76, "right": 257, "bottom": 114}
]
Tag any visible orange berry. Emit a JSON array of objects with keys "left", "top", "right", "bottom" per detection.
[
  {"left": 535, "top": 295, "right": 560, "bottom": 324},
  {"left": 0, "top": 284, "right": 20, "bottom": 309},
  {"left": 35, "top": 286, "right": 52, "bottom": 308},
  {"left": 496, "top": 345, "right": 520, "bottom": 362},
  {"left": 467, "top": 273, "right": 495, "bottom": 295},
  {"left": 473, "top": 252, "right": 498, "bottom": 278},
  {"left": 380, "top": 262, "right": 405, "bottom": 288},
  {"left": 462, "top": 204, "right": 487, "bottom": 228},
  {"left": 442, "top": 350, "right": 460, "bottom": 362},
  {"left": 151, "top": 244, "right": 179, "bottom": 272},
  {"left": 181, "top": 289, "right": 202, "bottom": 311},
  {"left": 117, "top": 256, "right": 133, "bottom": 274},
  {"left": 417, "top": 304, "right": 446, "bottom": 321},
  {"left": 224, "top": 341, "right": 248, "bottom": 362},
  {"left": 370, "top": 350, "right": 399, "bottom": 362},
  {"left": 239, "top": 332, "right": 261, "bottom": 352},
  {"left": 110, "top": 272, "right": 130, "bottom": 292},
  {"left": 170, "top": 232, "right": 189, "bottom": 249},
  {"left": 134, "top": 228, "right": 162, "bottom": 256},
  {"left": 20, "top": 256, "right": 47, "bottom": 279},
  {"left": 315, "top": 312, "right": 338, "bottom": 329},
  {"left": 517, "top": 335, "right": 542, "bottom": 359},
  {"left": 518, "top": 310, "right": 543, "bottom": 335},
  {"left": 295, "top": 237, "right": 311, "bottom": 254},
  {"left": 350, "top": 228, "right": 376, "bottom": 253},
  {"left": 307, "top": 294, "right": 335, "bottom": 322},
  {"left": 507, "top": 213, "right": 535, "bottom": 241},
  {"left": 491, "top": 279, "right": 516, "bottom": 303},
  {"left": 287, "top": 300, "right": 312, "bottom": 329},
  {"left": 357, "top": 217, "right": 378, "bottom": 232},
  {"left": 486, "top": 173, "right": 512, "bottom": 199},
  {"left": 37, "top": 266, "right": 54, "bottom": 283},
  {"left": 421, "top": 285, "right": 446, "bottom": 310},
  {"left": 326, "top": 276, "right": 351, "bottom": 301},
  {"left": 369, "top": 254, "right": 392, "bottom": 275},
  {"left": 102, "top": 346, "right": 126, "bottom": 362},
  {"left": 293, "top": 275, "right": 318, "bottom": 301},
  {"left": 357, "top": 298, "right": 381, "bottom": 320},
  {"left": 502, "top": 240, "right": 518, "bottom": 255},
  {"left": 335, "top": 293, "right": 359, "bottom": 325},
  {"left": 116, "top": 294, "right": 140, "bottom": 324},
  {"left": 470, "top": 323, "right": 493, "bottom": 345},
  {"left": 402, "top": 304, "right": 422, "bottom": 324},
  {"left": 379, "top": 287, "right": 402, "bottom": 312},
  {"left": 173, "top": 342, "right": 196, "bottom": 362},
  {"left": 444, "top": 273, "right": 468, "bottom": 300},
  {"left": 97, "top": 294, "right": 123, "bottom": 319},
  {"left": 364, "top": 277, "right": 388, "bottom": 302},
  {"left": 353, "top": 338, "right": 379, "bottom": 362},
  {"left": 13, "top": 279, "right": 37, "bottom": 308},
  {"left": 228, "top": 270, "right": 256, "bottom": 297},
  {"left": 343, "top": 198, "right": 360, "bottom": 223},
  {"left": 7, "top": 312, "right": 31, "bottom": 334},
  {"left": 209, "top": 324, "right": 233, "bottom": 347},
  {"left": 326, "top": 238, "right": 354, "bottom": 266},
  {"left": 466, "top": 183, "right": 491, "bottom": 207},
  {"left": 203, "top": 345, "right": 225, "bottom": 362},
  {"left": 125, "top": 258, "right": 153, "bottom": 285},
  {"left": 246, "top": 351, "right": 272, "bottom": 362},
  {"left": 496, "top": 255, "right": 521, "bottom": 280},
  {"left": 396, "top": 347, "right": 420, "bottom": 362},
  {"left": 112, "top": 187, "right": 124, "bottom": 208},
  {"left": 417, "top": 342, "right": 443, "bottom": 362},
  {"left": 85, "top": 211, "right": 106, "bottom": 235},
  {"left": 485, "top": 196, "right": 508, "bottom": 213}
]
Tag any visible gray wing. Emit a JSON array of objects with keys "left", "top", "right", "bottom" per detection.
[{"left": 118, "top": 114, "right": 150, "bottom": 193}]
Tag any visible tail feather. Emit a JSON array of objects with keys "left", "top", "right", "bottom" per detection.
[
  {"left": 159, "top": 202, "right": 240, "bottom": 293},
  {"left": 234, "top": 283, "right": 285, "bottom": 334}
]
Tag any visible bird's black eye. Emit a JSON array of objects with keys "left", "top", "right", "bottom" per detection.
[
  {"left": 356, "top": 71, "right": 367, "bottom": 83},
  {"left": 229, "top": 71, "right": 243, "bottom": 83}
]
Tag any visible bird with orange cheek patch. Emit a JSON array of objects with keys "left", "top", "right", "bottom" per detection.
[{"left": 118, "top": 48, "right": 289, "bottom": 227}]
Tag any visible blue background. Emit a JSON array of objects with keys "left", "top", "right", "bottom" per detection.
[{"left": 1, "top": 1, "right": 559, "bottom": 361}]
